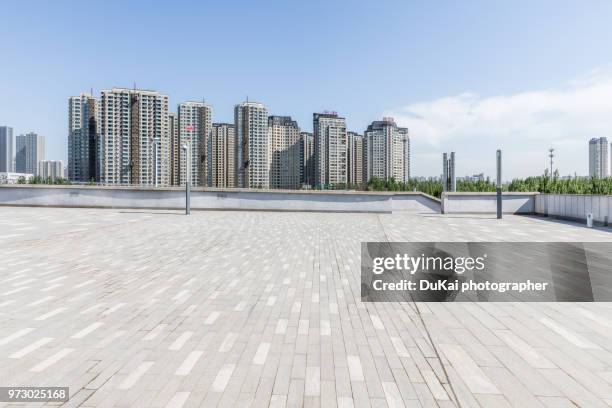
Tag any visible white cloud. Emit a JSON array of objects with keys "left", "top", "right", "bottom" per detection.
[{"left": 386, "top": 68, "right": 612, "bottom": 179}]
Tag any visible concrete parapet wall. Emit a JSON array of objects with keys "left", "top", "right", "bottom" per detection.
[
  {"left": 442, "top": 192, "right": 537, "bottom": 214},
  {"left": 0, "top": 185, "right": 440, "bottom": 214},
  {"left": 535, "top": 194, "right": 611, "bottom": 225},
  {"left": 391, "top": 193, "right": 441, "bottom": 213}
]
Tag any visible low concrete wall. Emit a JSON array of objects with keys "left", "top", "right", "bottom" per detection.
[
  {"left": 391, "top": 193, "right": 441, "bottom": 213},
  {"left": 0, "top": 185, "right": 440, "bottom": 214},
  {"left": 441, "top": 192, "right": 537, "bottom": 214},
  {"left": 535, "top": 194, "right": 611, "bottom": 225}
]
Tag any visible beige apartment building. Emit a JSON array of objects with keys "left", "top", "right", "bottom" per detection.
[
  {"left": 178, "top": 102, "right": 212, "bottom": 187},
  {"left": 313, "top": 112, "right": 347, "bottom": 187},
  {"left": 38, "top": 160, "right": 65, "bottom": 181},
  {"left": 364, "top": 117, "right": 410, "bottom": 183},
  {"left": 208, "top": 123, "right": 236, "bottom": 188},
  {"left": 99, "top": 88, "right": 170, "bottom": 186},
  {"left": 347, "top": 131, "right": 364, "bottom": 185},
  {"left": 235, "top": 102, "right": 269, "bottom": 189},
  {"left": 268, "top": 116, "right": 301, "bottom": 189}
]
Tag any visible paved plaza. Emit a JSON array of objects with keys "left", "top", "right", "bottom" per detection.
[{"left": 1, "top": 207, "right": 612, "bottom": 408}]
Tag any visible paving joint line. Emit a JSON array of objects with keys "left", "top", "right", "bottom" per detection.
[{"left": 376, "top": 214, "right": 462, "bottom": 408}]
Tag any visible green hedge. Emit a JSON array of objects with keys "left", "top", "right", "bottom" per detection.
[{"left": 331, "top": 174, "right": 612, "bottom": 198}]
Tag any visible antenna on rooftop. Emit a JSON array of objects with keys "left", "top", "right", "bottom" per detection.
[{"left": 548, "top": 148, "right": 555, "bottom": 177}]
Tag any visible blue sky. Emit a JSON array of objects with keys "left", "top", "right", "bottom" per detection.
[{"left": 1, "top": 0, "right": 612, "bottom": 178}]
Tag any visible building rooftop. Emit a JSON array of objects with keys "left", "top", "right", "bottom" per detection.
[
  {"left": 0, "top": 207, "right": 611, "bottom": 407},
  {"left": 313, "top": 112, "right": 345, "bottom": 120}
]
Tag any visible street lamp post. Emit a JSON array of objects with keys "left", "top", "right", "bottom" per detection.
[{"left": 182, "top": 143, "right": 191, "bottom": 215}]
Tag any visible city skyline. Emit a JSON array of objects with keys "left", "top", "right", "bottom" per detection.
[
  {"left": 59, "top": 88, "right": 410, "bottom": 189},
  {"left": 3, "top": 75, "right": 612, "bottom": 180},
  {"left": 2, "top": 1, "right": 612, "bottom": 178}
]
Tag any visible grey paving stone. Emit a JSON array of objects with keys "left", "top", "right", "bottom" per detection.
[{"left": 0, "top": 208, "right": 611, "bottom": 407}]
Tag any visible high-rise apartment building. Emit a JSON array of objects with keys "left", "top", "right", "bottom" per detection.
[
  {"left": 235, "top": 102, "right": 269, "bottom": 189},
  {"left": 347, "top": 132, "right": 364, "bottom": 186},
  {"left": 169, "top": 112, "right": 180, "bottom": 186},
  {"left": 299, "top": 132, "right": 314, "bottom": 187},
  {"left": 16, "top": 132, "right": 45, "bottom": 175},
  {"left": 401, "top": 128, "right": 411, "bottom": 182},
  {"left": 178, "top": 102, "right": 212, "bottom": 187},
  {"left": 99, "top": 88, "right": 170, "bottom": 185},
  {"left": 268, "top": 116, "right": 301, "bottom": 189},
  {"left": 313, "top": 112, "right": 347, "bottom": 187},
  {"left": 0, "top": 126, "right": 15, "bottom": 173},
  {"left": 364, "top": 118, "right": 410, "bottom": 183},
  {"left": 68, "top": 93, "right": 99, "bottom": 182},
  {"left": 38, "top": 160, "right": 65, "bottom": 181},
  {"left": 589, "top": 137, "right": 609, "bottom": 178},
  {"left": 208, "top": 123, "right": 236, "bottom": 188}
]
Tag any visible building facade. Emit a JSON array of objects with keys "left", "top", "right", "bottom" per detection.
[
  {"left": 313, "top": 112, "right": 347, "bottom": 187},
  {"left": 364, "top": 118, "right": 409, "bottom": 183},
  {"left": 208, "top": 123, "right": 236, "bottom": 188},
  {"left": 178, "top": 102, "right": 212, "bottom": 187},
  {"left": 347, "top": 132, "right": 364, "bottom": 186},
  {"left": 38, "top": 160, "right": 65, "bottom": 180},
  {"left": 0, "top": 172, "right": 33, "bottom": 184},
  {"left": 235, "top": 102, "right": 269, "bottom": 189},
  {"left": 16, "top": 132, "right": 45, "bottom": 175},
  {"left": 589, "top": 137, "right": 609, "bottom": 178},
  {"left": 99, "top": 88, "right": 170, "bottom": 185},
  {"left": 268, "top": 116, "right": 301, "bottom": 189},
  {"left": 68, "top": 93, "right": 99, "bottom": 182},
  {"left": 0, "top": 126, "right": 15, "bottom": 173},
  {"left": 169, "top": 112, "right": 180, "bottom": 186},
  {"left": 299, "top": 132, "right": 314, "bottom": 187}
]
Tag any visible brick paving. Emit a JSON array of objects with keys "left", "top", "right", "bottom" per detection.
[{"left": 0, "top": 207, "right": 611, "bottom": 407}]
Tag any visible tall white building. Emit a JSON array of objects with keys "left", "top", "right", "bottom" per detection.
[
  {"left": 268, "top": 116, "right": 301, "bottom": 189},
  {"left": 347, "top": 132, "right": 364, "bottom": 186},
  {"left": 178, "top": 102, "right": 212, "bottom": 187},
  {"left": 364, "top": 118, "right": 410, "bottom": 183},
  {"left": 313, "top": 112, "right": 347, "bottom": 187},
  {"left": 16, "top": 132, "right": 45, "bottom": 175},
  {"left": 68, "top": 93, "right": 99, "bottom": 182},
  {"left": 38, "top": 160, "right": 65, "bottom": 181},
  {"left": 99, "top": 88, "right": 170, "bottom": 185},
  {"left": 589, "top": 137, "right": 609, "bottom": 178},
  {"left": 0, "top": 126, "right": 15, "bottom": 173},
  {"left": 234, "top": 102, "right": 269, "bottom": 189},
  {"left": 208, "top": 123, "right": 236, "bottom": 188}
]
